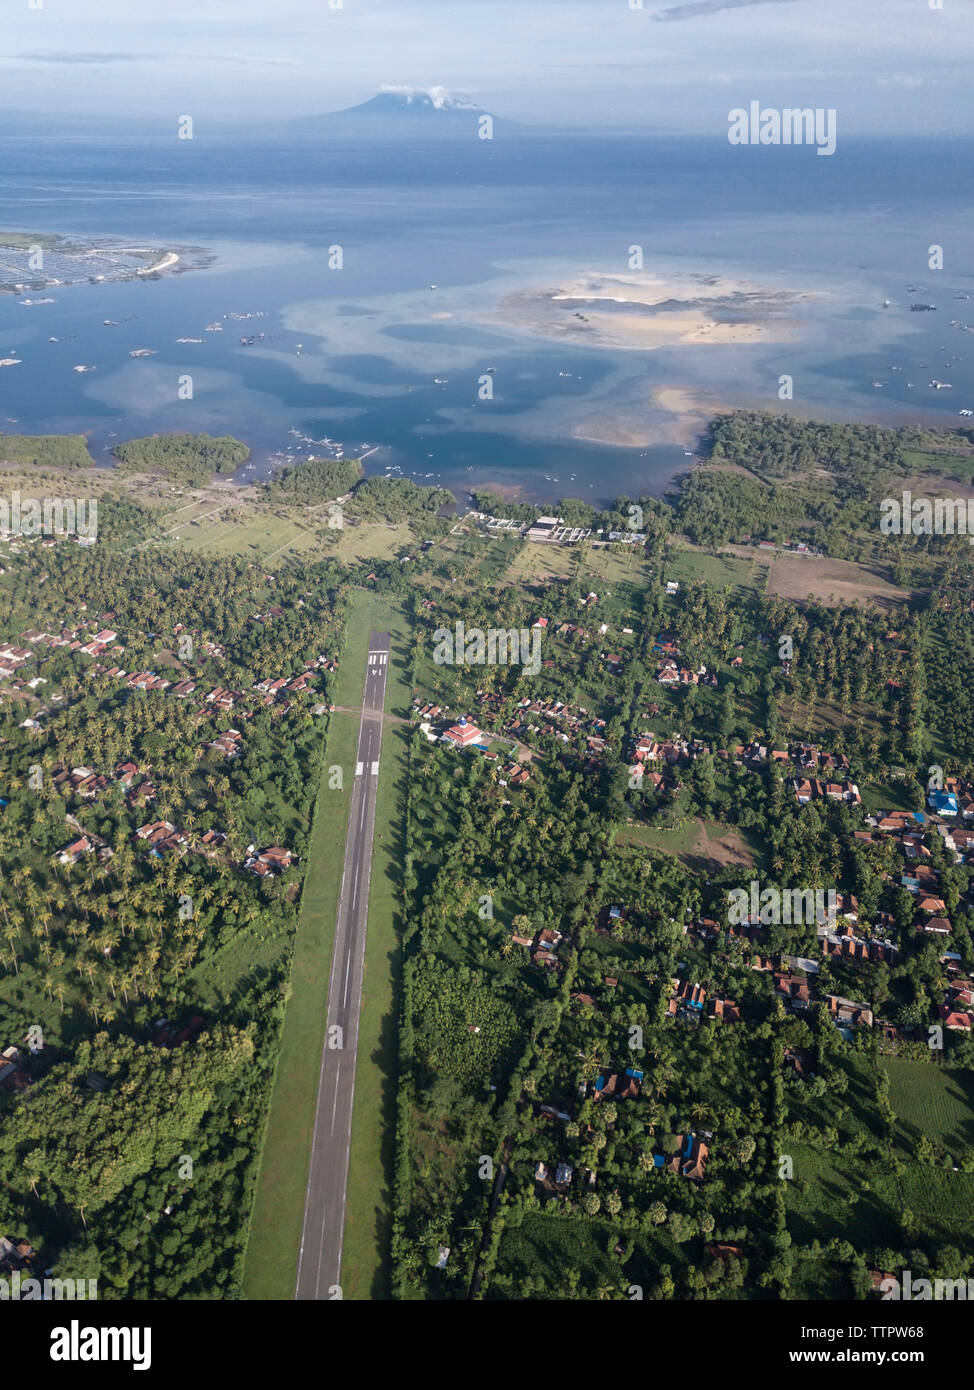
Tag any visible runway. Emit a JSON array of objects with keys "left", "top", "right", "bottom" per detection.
[{"left": 294, "top": 631, "right": 390, "bottom": 1300}]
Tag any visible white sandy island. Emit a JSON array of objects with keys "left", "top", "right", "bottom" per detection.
[
  {"left": 482, "top": 268, "right": 818, "bottom": 351},
  {"left": 139, "top": 251, "right": 180, "bottom": 275}
]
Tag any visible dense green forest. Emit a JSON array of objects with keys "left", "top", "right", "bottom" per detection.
[
  {"left": 264, "top": 455, "right": 361, "bottom": 505},
  {"left": 113, "top": 433, "right": 250, "bottom": 486},
  {"left": 0, "top": 433, "right": 95, "bottom": 469}
]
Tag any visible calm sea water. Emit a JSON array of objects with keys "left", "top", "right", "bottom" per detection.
[{"left": 1, "top": 133, "right": 972, "bottom": 503}]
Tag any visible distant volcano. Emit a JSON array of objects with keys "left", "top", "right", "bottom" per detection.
[{"left": 287, "top": 86, "right": 518, "bottom": 139}]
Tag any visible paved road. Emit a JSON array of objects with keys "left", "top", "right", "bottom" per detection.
[{"left": 295, "top": 631, "right": 390, "bottom": 1301}]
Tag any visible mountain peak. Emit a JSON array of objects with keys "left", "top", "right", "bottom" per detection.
[
  {"left": 285, "top": 87, "right": 517, "bottom": 140},
  {"left": 375, "top": 85, "right": 481, "bottom": 113}
]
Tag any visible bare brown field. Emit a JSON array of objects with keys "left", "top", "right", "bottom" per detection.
[
  {"left": 620, "top": 816, "right": 757, "bottom": 872},
  {"left": 767, "top": 553, "right": 912, "bottom": 610}
]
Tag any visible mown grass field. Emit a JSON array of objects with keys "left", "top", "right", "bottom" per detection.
[
  {"left": 244, "top": 589, "right": 410, "bottom": 1300},
  {"left": 663, "top": 543, "right": 765, "bottom": 598},
  {"left": 901, "top": 448, "right": 974, "bottom": 484},
  {"left": 882, "top": 1057, "right": 974, "bottom": 1154},
  {"left": 167, "top": 510, "right": 319, "bottom": 565},
  {"left": 331, "top": 519, "right": 414, "bottom": 566}
]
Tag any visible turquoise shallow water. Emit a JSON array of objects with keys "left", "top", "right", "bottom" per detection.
[{"left": 1, "top": 133, "right": 972, "bottom": 503}]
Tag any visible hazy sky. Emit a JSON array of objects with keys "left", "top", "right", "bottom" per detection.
[{"left": 3, "top": 0, "right": 972, "bottom": 133}]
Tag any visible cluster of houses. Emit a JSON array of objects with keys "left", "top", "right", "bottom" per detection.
[
  {"left": 860, "top": 810, "right": 960, "bottom": 937},
  {"left": 942, "top": 822, "right": 974, "bottom": 866},
  {"left": 772, "top": 965, "right": 875, "bottom": 1031},
  {"left": 0, "top": 640, "right": 34, "bottom": 682},
  {"left": 781, "top": 744, "right": 861, "bottom": 805},
  {"left": 4, "top": 620, "right": 328, "bottom": 735},
  {"left": 532, "top": 1159, "right": 576, "bottom": 1191},
  {"left": 504, "top": 700, "right": 609, "bottom": 772},
  {"left": 657, "top": 659, "right": 718, "bottom": 688},
  {"left": 17, "top": 620, "right": 119, "bottom": 661},
  {"left": 135, "top": 819, "right": 190, "bottom": 858},
  {"left": 742, "top": 536, "right": 820, "bottom": 557},
  {"left": 819, "top": 915, "right": 900, "bottom": 966},
  {"left": 122, "top": 825, "right": 286, "bottom": 873},
  {"left": 208, "top": 729, "right": 243, "bottom": 759},
  {"left": 793, "top": 777, "right": 862, "bottom": 806},
  {"left": 511, "top": 923, "right": 564, "bottom": 969},
  {"left": 667, "top": 976, "right": 741, "bottom": 1023},
  {"left": 536, "top": 1060, "right": 712, "bottom": 1187},
  {"left": 628, "top": 730, "right": 712, "bottom": 790},
  {"left": 52, "top": 759, "right": 156, "bottom": 809}
]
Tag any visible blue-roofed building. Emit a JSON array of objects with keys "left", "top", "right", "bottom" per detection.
[{"left": 929, "top": 791, "right": 959, "bottom": 817}]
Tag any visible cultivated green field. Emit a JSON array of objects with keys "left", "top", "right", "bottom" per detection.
[
  {"left": 784, "top": 1144, "right": 902, "bottom": 1250},
  {"left": 882, "top": 1057, "right": 974, "bottom": 1154}
]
